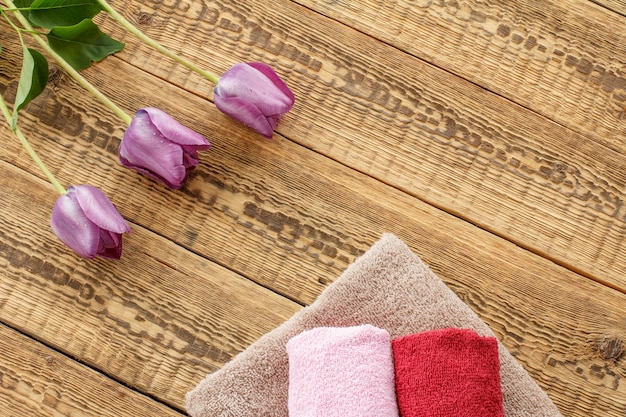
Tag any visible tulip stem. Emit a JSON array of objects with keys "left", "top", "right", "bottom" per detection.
[
  {"left": 4, "top": 0, "right": 133, "bottom": 126},
  {"left": 0, "top": 93, "right": 67, "bottom": 195},
  {"left": 97, "top": 0, "right": 220, "bottom": 84}
]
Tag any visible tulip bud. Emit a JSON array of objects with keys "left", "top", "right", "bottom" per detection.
[
  {"left": 119, "top": 108, "right": 211, "bottom": 189},
  {"left": 50, "top": 185, "right": 131, "bottom": 259},
  {"left": 214, "top": 62, "right": 295, "bottom": 138}
]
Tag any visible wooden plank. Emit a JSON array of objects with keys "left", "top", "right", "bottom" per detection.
[
  {"left": 0, "top": 62, "right": 624, "bottom": 415},
  {"left": 0, "top": 162, "right": 300, "bottom": 409},
  {"left": 589, "top": 0, "right": 626, "bottom": 16},
  {"left": 92, "top": 1, "right": 625, "bottom": 288},
  {"left": 0, "top": 324, "right": 183, "bottom": 417},
  {"left": 288, "top": 0, "right": 626, "bottom": 153}
]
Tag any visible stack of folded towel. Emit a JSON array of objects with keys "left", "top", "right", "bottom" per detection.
[
  {"left": 185, "top": 234, "right": 562, "bottom": 417},
  {"left": 286, "top": 324, "right": 504, "bottom": 417}
]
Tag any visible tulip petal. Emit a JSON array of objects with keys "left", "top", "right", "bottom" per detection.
[
  {"left": 51, "top": 193, "right": 100, "bottom": 258},
  {"left": 217, "top": 63, "right": 294, "bottom": 116},
  {"left": 98, "top": 228, "right": 117, "bottom": 249},
  {"left": 180, "top": 145, "right": 201, "bottom": 169},
  {"left": 120, "top": 111, "right": 188, "bottom": 188},
  {"left": 141, "top": 108, "right": 211, "bottom": 148},
  {"left": 214, "top": 94, "right": 275, "bottom": 138},
  {"left": 119, "top": 153, "right": 186, "bottom": 189},
  {"left": 73, "top": 185, "right": 131, "bottom": 234},
  {"left": 98, "top": 230, "right": 123, "bottom": 259},
  {"left": 247, "top": 62, "right": 295, "bottom": 105}
]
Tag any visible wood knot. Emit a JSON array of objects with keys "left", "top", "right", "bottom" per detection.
[
  {"left": 48, "top": 66, "right": 64, "bottom": 88},
  {"left": 136, "top": 11, "right": 154, "bottom": 26},
  {"left": 594, "top": 336, "right": 625, "bottom": 362}
]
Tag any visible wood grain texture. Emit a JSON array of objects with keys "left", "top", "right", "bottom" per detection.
[
  {"left": 0, "top": 160, "right": 300, "bottom": 409},
  {"left": 0, "top": 52, "right": 624, "bottom": 414},
  {"left": 589, "top": 0, "right": 626, "bottom": 16},
  {"left": 292, "top": 0, "right": 626, "bottom": 152},
  {"left": 0, "top": 324, "right": 183, "bottom": 417},
  {"left": 89, "top": 0, "right": 625, "bottom": 289},
  {"left": 0, "top": 1, "right": 625, "bottom": 416}
]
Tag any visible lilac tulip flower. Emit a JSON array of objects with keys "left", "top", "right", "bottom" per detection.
[
  {"left": 119, "top": 108, "right": 211, "bottom": 189},
  {"left": 51, "top": 185, "right": 131, "bottom": 259},
  {"left": 214, "top": 62, "right": 295, "bottom": 138}
]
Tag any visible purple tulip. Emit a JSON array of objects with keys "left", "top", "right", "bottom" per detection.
[
  {"left": 119, "top": 108, "right": 211, "bottom": 189},
  {"left": 214, "top": 62, "right": 295, "bottom": 138},
  {"left": 50, "top": 185, "right": 131, "bottom": 259}
]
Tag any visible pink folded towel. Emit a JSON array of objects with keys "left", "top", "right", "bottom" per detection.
[{"left": 286, "top": 325, "right": 399, "bottom": 417}]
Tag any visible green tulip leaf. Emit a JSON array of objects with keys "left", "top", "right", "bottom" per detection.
[
  {"left": 29, "top": 0, "right": 102, "bottom": 29},
  {"left": 47, "top": 19, "right": 124, "bottom": 71},
  {"left": 12, "top": 47, "right": 49, "bottom": 129},
  {"left": 13, "top": 0, "right": 34, "bottom": 23}
]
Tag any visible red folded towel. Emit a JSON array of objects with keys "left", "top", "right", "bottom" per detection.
[{"left": 392, "top": 328, "right": 505, "bottom": 417}]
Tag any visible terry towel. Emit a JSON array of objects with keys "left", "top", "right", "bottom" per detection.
[
  {"left": 393, "top": 328, "right": 505, "bottom": 417},
  {"left": 186, "top": 233, "right": 562, "bottom": 417},
  {"left": 286, "top": 325, "right": 399, "bottom": 417}
]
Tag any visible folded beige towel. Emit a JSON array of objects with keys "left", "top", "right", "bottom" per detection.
[{"left": 186, "top": 233, "right": 562, "bottom": 417}]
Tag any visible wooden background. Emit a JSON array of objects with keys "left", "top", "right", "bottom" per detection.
[{"left": 0, "top": 0, "right": 625, "bottom": 415}]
